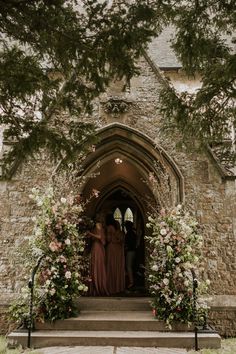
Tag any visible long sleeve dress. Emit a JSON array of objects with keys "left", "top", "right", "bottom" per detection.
[
  {"left": 106, "top": 225, "right": 125, "bottom": 295},
  {"left": 89, "top": 224, "right": 109, "bottom": 296}
]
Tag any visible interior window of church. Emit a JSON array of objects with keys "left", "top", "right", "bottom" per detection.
[
  {"left": 124, "top": 207, "right": 133, "bottom": 223},
  {"left": 114, "top": 208, "right": 122, "bottom": 225}
]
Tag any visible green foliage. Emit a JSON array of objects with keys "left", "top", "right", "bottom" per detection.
[
  {"left": 157, "top": 0, "right": 236, "bottom": 160},
  {"left": 0, "top": 0, "right": 160, "bottom": 175},
  {"left": 0, "top": 335, "right": 41, "bottom": 354},
  {"left": 9, "top": 187, "right": 90, "bottom": 323},
  {"left": 0, "top": 0, "right": 235, "bottom": 172},
  {"left": 146, "top": 204, "right": 209, "bottom": 327}
]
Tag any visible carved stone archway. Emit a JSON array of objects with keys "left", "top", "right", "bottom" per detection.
[
  {"left": 80, "top": 123, "right": 184, "bottom": 290},
  {"left": 81, "top": 123, "right": 184, "bottom": 215}
]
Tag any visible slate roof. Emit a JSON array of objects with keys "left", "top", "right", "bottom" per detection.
[
  {"left": 148, "top": 26, "right": 236, "bottom": 69},
  {"left": 147, "top": 26, "right": 182, "bottom": 69}
]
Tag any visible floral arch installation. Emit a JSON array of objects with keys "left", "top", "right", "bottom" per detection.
[{"left": 81, "top": 123, "right": 184, "bottom": 215}]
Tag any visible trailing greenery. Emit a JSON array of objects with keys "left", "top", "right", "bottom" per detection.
[
  {"left": 146, "top": 204, "right": 209, "bottom": 327},
  {"left": 9, "top": 187, "right": 90, "bottom": 324}
]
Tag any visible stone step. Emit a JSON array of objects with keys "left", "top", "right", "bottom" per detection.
[
  {"left": 35, "top": 311, "right": 194, "bottom": 332},
  {"left": 76, "top": 297, "right": 151, "bottom": 311},
  {"left": 8, "top": 330, "right": 221, "bottom": 349}
]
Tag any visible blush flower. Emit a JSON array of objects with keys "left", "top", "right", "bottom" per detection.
[
  {"left": 65, "top": 271, "right": 72, "bottom": 279},
  {"left": 49, "top": 241, "right": 61, "bottom": 252}
]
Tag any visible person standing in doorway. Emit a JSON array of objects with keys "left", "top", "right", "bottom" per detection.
[
  {"left": 124, "top": 220, "right": 137, "bottom": 289},
  {"left": 87, "top": 220, "right": 109, "bottom": 296},
  {"left": 106, "top": 214, "right": 125, "bottom": 295}
]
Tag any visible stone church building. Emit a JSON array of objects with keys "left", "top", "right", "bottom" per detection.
[{"left": 0, "top": 28, "right": 236, "bottom": 337}]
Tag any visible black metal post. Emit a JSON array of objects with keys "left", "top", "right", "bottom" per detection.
[
  {"left": 27, "top": 255, "right": 45, "bottom": 348},
  {"left": 191, "top": 270, "right": 199, "bottom": 351}
]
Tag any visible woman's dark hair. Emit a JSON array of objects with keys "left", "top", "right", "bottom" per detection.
[
  {"left": 106, "top": 213, "right": 117, "bottom": 228},
  {"left": 124, "top": 220, "right": 133, "bottom": 231}
]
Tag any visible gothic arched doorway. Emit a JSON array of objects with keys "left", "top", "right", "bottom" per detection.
[
  {"left": 81, "top": 123, "right": 184, "bottom": 294},
  {"left": 96, "top": 187, "right": 146, "bottom": 289}
]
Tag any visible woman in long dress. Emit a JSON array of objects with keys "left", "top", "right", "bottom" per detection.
[
  {"left": 87, "top": 222, "right": 109, "bottom": 296},
  {"left": 106, "top": 216, "right": 125, "bottom": 295}
]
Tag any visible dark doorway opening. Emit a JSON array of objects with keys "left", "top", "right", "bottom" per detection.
[{"left": 96, "top": 188, "right": 146, "bottom": 294}]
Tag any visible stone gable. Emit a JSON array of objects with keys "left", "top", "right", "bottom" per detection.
[{"left": 0, "top": 52, "right": 235, "bottom": 336}]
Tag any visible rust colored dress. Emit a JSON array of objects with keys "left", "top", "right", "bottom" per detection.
[
  {"left": 106, "top": 225, "right": 125, "bottom": 294},
  {"left": 89, "top": 224, "right": 109, "bottom": 296}
]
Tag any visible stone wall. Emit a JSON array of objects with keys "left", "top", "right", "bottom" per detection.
[
  {"left": 0, "top": 53, "right": 235, "bottom": 337},
  {"left": 0, "top": 157, "right": 55, "bottom": 295},
  {"left": 207, "top": 296, "right": 236, "bottom": 337}
]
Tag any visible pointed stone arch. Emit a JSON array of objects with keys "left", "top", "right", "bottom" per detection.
[{"left": 81, "top": 123, "right": 184, "bottom": 216}]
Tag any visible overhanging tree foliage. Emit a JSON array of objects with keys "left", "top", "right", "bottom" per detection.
[
  {"left": 0, "top": 0, "right": 235, "bottom": 175},
  {"left": 0, "top": 0, "right": 161, "bottom": 175},
  {"left": 157, "top": 0, "right": 236, "bottom": 167}
]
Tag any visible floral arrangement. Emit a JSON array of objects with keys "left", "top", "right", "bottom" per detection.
[
  {"left": 146, "top": 204, "right": 209, "bottom": 327},
  {"left": 10, "top": 187, "right": 90, "bottom": 324}
]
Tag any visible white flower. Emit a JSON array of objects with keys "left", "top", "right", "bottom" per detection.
[
  {"left": 151, "top": 264, "right": 158, "bottom": 272},
  {"left": 163, "top": 278, "right": 169, "bottom": 286},
  {"left": 74, "top": 272, "right": 79, "bottom": 278},
  {"left": 65, "top": 238, "right": 71, "bottom": 246},
  {"left": 65, "top": 271, "right": 72, "bottom": 279},
  {"left": 60, "top": 197, "right": 67, "bottom": 204},
  {"left": 78, "top": 285, "right": 84, "bottom": 291},
  {"left": 175, "top": 257, "right": 181, "bottom": 263},
  {"left": 206, "top": 279, "right": 211, "bottom": 285},
  {"left": 37, "top": 200, "right": 43, "bottom": 206},
  {"left": 46, "top": 280, "right": 51, "bottom": 286},
  {"left": 160, "top": 228, "right": 167, "bottom": 236}
]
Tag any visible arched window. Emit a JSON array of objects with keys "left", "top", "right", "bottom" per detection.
[
  {"left": 113, "top": 208, "right": 122, "bottom": 225},
  {"left": 124, "top": 207, "right": 134, "bottom": 223}
]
